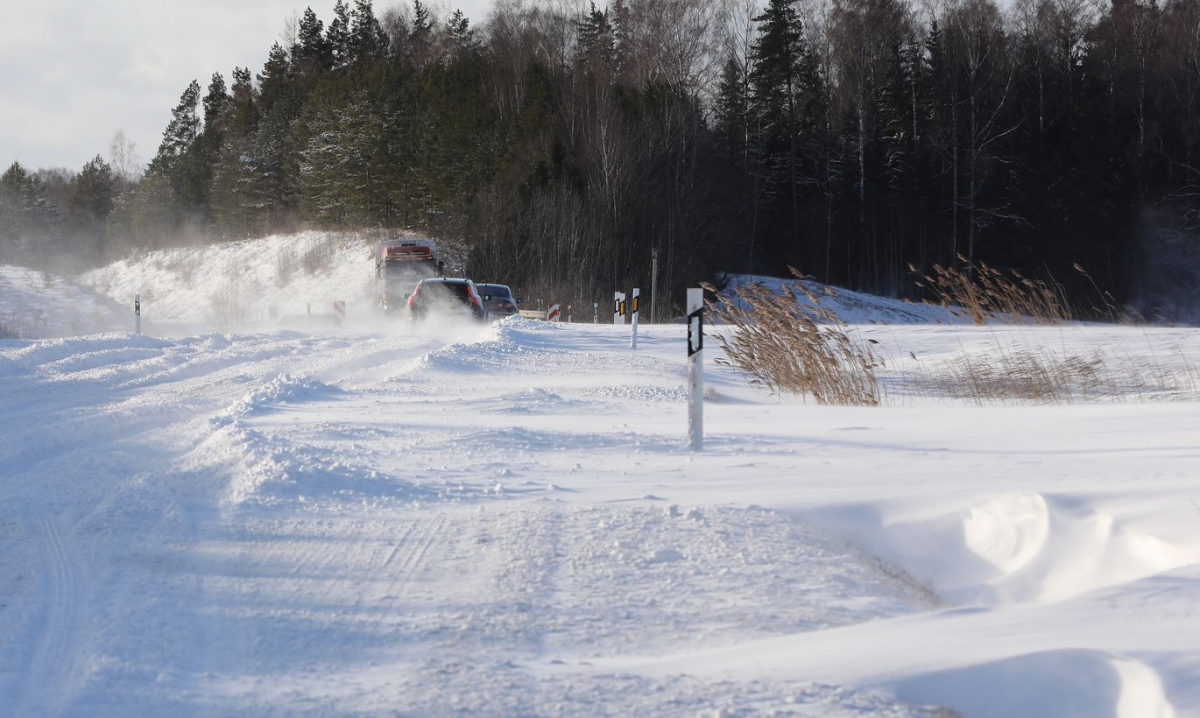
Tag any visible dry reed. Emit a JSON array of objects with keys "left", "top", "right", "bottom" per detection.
[
  {"left": 909, "top": 256, "right": 1140, "bottom": 325},
  {"left": 893, "top": 337, "right": 1200, "bottom": 404},
  {"left": 707, "top": 263, "right": 1190, "bottom": 406},
  {"left": 909, "top": 256, "right": 1073, "bottom": 324},
  {"left": 703, "top": 269, "right": 882, "bottom": 406}
]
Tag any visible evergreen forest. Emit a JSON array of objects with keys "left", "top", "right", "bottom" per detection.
[{"left": 5, "top": 0, "right": 1200, "bottom": 318}]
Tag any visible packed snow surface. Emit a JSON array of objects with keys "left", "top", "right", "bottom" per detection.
[{"left": 2, "top": 237, "right": 1200, "bottom": 717}]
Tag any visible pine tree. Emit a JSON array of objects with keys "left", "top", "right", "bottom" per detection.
[
  {"left": 68, "top": 156, "right": 117, "bottom": 259},
  {"left": 0, "top": 162, "right": 61, "bottom": 265},
  {"left": 749, "top": 0, "right": 822, "bottom": 271},
  {"left": 576, "top": 3, "right": 616, "bottom": 71},
  {"left": 71, "top": 156, "right": 117, "bottom": 220},
  {"left": 410, "top": 0, "right": 433, "bottom": 57},
  {"left": 296, "top": 7, "right": 332, "bottom": 74},
  {"left": 328, "top": 0, "right": 352, "bottom": 69},
  {"left": 715, "top": 54, "right": 750, "bottom": 163},
  {"left": 146, "top": 79, "right": 217, "bottom": 228},
  {"left": 258, "top": 43, "right": 292, "bottom": 114},
  {"left": 148, "top": 80, "right": 201, "bottom": 177},
  {"left": 229, "top": 67, "right": 257, "bottom": 133},
  {"left": 447, "top": 9, "right": 475, "bottom": 54},
  {"left": 203, "top": 72, "right": 229, "bottom": 128},
  {"left": 349, "top": 0, "right": 389, "bottom": 65}
]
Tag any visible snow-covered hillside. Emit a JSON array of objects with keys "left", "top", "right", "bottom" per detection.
[{"left": 2, "top": 236, "right": 1199, "bottom": 717}]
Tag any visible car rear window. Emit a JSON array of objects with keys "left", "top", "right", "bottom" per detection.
[{"left": 422, "top": 281, "right": 471, "bottom": 302}]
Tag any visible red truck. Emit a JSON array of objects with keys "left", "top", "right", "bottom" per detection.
[{"left": 375, "top": 238, "right": 442, "bottom": 313}]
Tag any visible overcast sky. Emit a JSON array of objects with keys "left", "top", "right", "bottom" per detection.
[{"left": 0, "top": 0, "right": 490, "bottom": 174}]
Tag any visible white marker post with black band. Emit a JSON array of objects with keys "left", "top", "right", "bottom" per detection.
[
  {"left": 135, "top": 294, "right": 141, "bottom": 335},
  {"left": 614, "top": 292, "right": 626, "bottom": 324},
  {"left": 630, "top": 288, "right": 640, "bottom": 349},
  {"left": 687, "top": 287, "right": 703, "bottom": 450}
]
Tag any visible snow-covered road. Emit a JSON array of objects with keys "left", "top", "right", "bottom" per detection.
[
  {"left": 1, "top": 322, "right": 946, "bottom": 715},
  {"left": 3, "top": 244, "right": 1200, "bottom": 716}
]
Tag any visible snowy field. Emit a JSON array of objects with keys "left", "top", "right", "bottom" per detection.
[{"left": 2, "top": 236, "right": 1200, "bottom": 717}]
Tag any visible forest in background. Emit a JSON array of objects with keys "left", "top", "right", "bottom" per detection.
[{"left": 4, "top": 0, "right": 1200, "bottom": 320}]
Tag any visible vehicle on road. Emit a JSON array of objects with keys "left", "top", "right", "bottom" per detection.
[
  {"left": 376, "top": 238, "right": 441, "bottom": 313},
  {"left": 406, "top": 278, "right": 488, "bottom": 322},
  {"left": 476, "top": 283, "right": 520, "bottom": 320}
]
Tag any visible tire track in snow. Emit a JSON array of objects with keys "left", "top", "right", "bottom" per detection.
[
  {"left": 19, "top": 517, "right": 86, "bottom": 717},
  {"left": 380, "top": 520, "right": 419, "bottom": 572},
  {"left": 381, "top": 514, "right": 448, "bottom": 601}
]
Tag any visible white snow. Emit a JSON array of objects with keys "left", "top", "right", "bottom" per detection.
[{"left": 1, "top": 236, "right": 1199, "bottom": 717}]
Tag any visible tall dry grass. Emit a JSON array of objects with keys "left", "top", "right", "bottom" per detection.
[
  {"left": 707, "top": 266, "right": 1195, "bottom": 406},
  {"left": 909, "top": 256, "right": 1073, "bottom": 324},
  {"left": 895, "top": 338, "right": 1199, "bottom": 405},
  {"left": 909, "top": 256, "right": 1139, "bottom": 325},
  {"left": 703, "top": 270, "right": 882, "bottom": 406}
]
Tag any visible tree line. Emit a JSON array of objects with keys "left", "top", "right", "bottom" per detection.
[{"left": 4, "top": 0, "right": 1200, "bottom": 318}]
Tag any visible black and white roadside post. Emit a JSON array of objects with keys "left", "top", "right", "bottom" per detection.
[
  {"left": 593, "top": 302, "right": 599, "bottom": 324},
  {"left": 614, "top": 291, "right": 627, "bottom": 324},
  {"left": 135, "top": 294, "right": 141, "bottom": 335},
  {"left": 687, "top": 287, "right": 703, "bottom": 451},
  {"left": 630, "top": 287, "right": 640, "bottom": 349}
]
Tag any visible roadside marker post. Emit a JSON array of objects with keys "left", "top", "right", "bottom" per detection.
[
  {"left": 614, "top": 292, "right": 627, "bottom": 324},
  {"left": 135, "top": 294, "right": 141, "bottom": 335},
  {"left": 630, "top": 287, "right": 640, "bottom": 349},
  {"left": 568, "top": 305, "right": 572, "bottom": 323},
  {"left": 548, "top": 303, "right": 561, "bottom": 322},
  {"left": 687, "top": 287, "right": 703, "bottom": 451},
  {"left": 593, "top": 302, "right": 599, "bottom": 324}
]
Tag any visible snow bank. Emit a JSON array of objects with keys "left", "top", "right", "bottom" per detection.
[
  {"left": 721, "top": 273, "right": 960, "bottom": 324},
  {"left": 895, "top": 650, "right": 1175, "bottom": 718},
  {"left": 805, "top": 491, "right": 1200, "bottom": 605}
]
